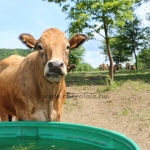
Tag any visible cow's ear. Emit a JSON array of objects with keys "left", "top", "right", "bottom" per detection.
[
  {"left": 19, "top": 34, "right": 37, "bottom": 49},
  {"left": 69, "top": 34, "right": 88, "bottom": 50}
]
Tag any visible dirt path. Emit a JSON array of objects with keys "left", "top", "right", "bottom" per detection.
[{"left": 62, "top": 85, "right": 150, "bottom": 150}]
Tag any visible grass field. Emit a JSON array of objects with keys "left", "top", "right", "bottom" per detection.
[
  {"left": 63, "top": 69, "right": 150, "bottom": 150},
  {"left": 66, "top": 69, "right": 150, "bottom": 86}
]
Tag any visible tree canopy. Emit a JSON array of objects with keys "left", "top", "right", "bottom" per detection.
[
  {"left": 0, "top": 49, "right": 31, "bottom": 60},
  {"left": 46, "top": 0, "right": 135, "bottom": 81},
  {"left": 137, "top": 48, "right": 150, "bottom": 68},
  {"left": 107, "top": 15, "right": 149, "bottom": 68},
  {"left": 69, "top": 45, "right": 85, "bottom": 66}
]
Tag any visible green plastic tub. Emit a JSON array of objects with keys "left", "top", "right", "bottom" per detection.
[{"left": 0, "top": 122, "right": 140, "bottom": 150}]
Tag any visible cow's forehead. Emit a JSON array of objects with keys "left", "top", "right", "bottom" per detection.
[{"left": 41, "top": 28, "right": 66, "bottom": 40}]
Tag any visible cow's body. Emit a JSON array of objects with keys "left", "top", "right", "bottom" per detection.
[
  {"left": 115, "top": 64, "right": 122, "bottom": 70},
  {"left": 99, "top": 63, "right": 108, "bottom": 71},
  {"left": 0, "top": 53, "right": 66, "bottom": 121},
  {"left": 0, "top": 55, "right": 24, "bottom": 121},
  {"left": 99, "top": 65, "right": 102, "bottom": 71},
  {"left": 0, "top": 28, "right": 88, "bottom": 121},
  {"left": 102, "top": 63, "right": 108, "bottom": 70},
  {"left": 0, "top": 107, "right": 9, "bottom": 121},
  {"left": 126, "top": 63, "right": 130, "bottom": 71},
  {"left": 130, "top": 65, "right": 136, "bottom": 70}
]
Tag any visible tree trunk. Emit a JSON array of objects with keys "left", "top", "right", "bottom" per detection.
[
  {"left": 103, "top": 22, "right": 114, "bottom": 81},
  {"left": 133, "top": 50, "right": 138, "bottom": 70}
]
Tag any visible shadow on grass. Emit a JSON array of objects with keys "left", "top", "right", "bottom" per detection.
[{"left": 66, "top": 70, "right": 150, "bottom": 86}]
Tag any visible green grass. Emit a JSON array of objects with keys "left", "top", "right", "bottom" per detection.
[
  {"left": 66, "top": 70, "right": 150, "bottom": 88},
  {"left": 121, "top": 80, "right": 150, "bottom": 91}
]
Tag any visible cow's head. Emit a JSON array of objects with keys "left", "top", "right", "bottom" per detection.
[
  {"left": 67, "top": 64, "right": 76, "bottom": 72},
  {"left": 19, "top": 28, "right": 88, "bottom": 82}
]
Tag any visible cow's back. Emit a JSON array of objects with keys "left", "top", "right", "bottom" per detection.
[
  {"left": 0, "top": 55, "right": 24, "bottom": 115},
  {"left": 0, "top": 55, "right": 24, "bottom": 72}
]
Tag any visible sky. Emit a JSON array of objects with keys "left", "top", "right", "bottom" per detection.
[{"left": 0, "top": 0, "right": 150, "bottom": 68}]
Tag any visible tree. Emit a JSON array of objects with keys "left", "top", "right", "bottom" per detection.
[
  {"left": 135, "top": 0, "right": 150, "bottom": 6},
  {"left": 138, "top": 49, "right": 150, "bottom": 68},
  {"left": 69, "top": 45, "right": 85, "bottom": 66},
  {"left": 110, "top": 37, "right": 132, "bottom": 64},
  {"left": 135, "top": 0, "right": 150, "bottom": 22},
  {"left": 114, "top": 15, "right": 149, "bottom": 69},
  {"left": 0, "top": 49, "right": 31, "bottom": 60},
  {"left": 75, "top": 62, "right": 95, "bottom": 72},
  {"left": 100, "top": 37, "right": 132, "bottom": 64},
  {"left": 46, "top": 0, "right": 135, "bottom": 82}
]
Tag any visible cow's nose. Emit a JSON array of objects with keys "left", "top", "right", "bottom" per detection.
[
  {"left": 47, "top": 61, "right": 65, "bottom": 75},
  {"left": 48, "top": 61, "right": 64, "bottom": 68},
  {"left": 48, "top": 62, "right": 53, "bottom": 68}
]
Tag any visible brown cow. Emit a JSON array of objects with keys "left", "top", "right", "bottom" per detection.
[
  {"left": 67, "top": 64, "right": 76, "bottom": 72},
  {"left": 102, "top": 63, "right": 108, "bottom": 70},
  {"left": 115, "top": 64, "right": 122, "bottom": 70},
  {"left": 0, "top": 107, "right": 14, "bottom": 121},
  {"left": 126, "top": 62, "right": 130, "bottom": 71},
  {"left": 99, "top": 63, "right": 108, "bottom": 71},
  {"left": 130, "top": 65, "right": 136, "bottom": 70},
  {"left": 99, "top": 64, "right": 103, "bottom": 71},
  {"left": 0, "top": 62, "right": 77, "bottom": 122},
  {"left": 0, "top": 28, "right": 88, "bottom": 121},
  {"left": 0, "top": 107, "right": 9, "bottom": 121},
  {"left": 0, "top": 55, "right": 24, "bottom": 121}
]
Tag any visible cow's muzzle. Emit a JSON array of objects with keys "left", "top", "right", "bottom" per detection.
[{"left": 44, "top": 59, "right": 67, "bottom": 82}]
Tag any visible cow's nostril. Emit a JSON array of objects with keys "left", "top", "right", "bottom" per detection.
[
  {"left": 60, "top": 62, "right": 64, "bottom": 67},
  {"left": 48, "top": 62, "right": 53, "bottom": 68}
]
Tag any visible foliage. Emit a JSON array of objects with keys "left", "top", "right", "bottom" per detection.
[
  {"left": 100, "top": 75, "right": 121, "bottom": 91},
  {"left": 135, "top": 0, "right": 150, "bottom": 22},
  {"left": 110, "top": 37, "right": 132, "bottom": 64},
  {"left": 69, "top": 46, "right": 85, "bottom": 66},
  {"left": 137, "top": 49, "right": 150, "bottom": 68},
  {"left": 0, "top": 48, "right": 32, "bottom": 60},
  {"left": 135, "top": 0, "right": 150, "bottom": 6},
  {"left": 112, "top": 15, "right": 149, "bottom": 68},
  {"left": 74, "top": 62, "right": 95, "bottom": 72},
  {"left": 100, "top": 37, "right": 132, "bottom": 64},
  {"left": 46, "top": 0, "right": 135, "bottom": 81},
  {"left": 48, "top": 0, "right": 135, "bottom": 39}
]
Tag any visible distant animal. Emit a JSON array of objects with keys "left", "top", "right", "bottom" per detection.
[
  {"left": 102, "top": 63, "right": 108, "bottom": 70},
  {"left": 99, "top": 63, "right": 108, "bottom": 71},
  {"left": 67, "top": 64, "right": 76, "bottom": 72},
  {"left": 0, "top": 28, "right": 88, "bottom": 121},
  {"left": 126, "top": 63, "right": 130, "bottom": 71},
  {"left": 99, "top": 64, "right": 103, "bottom": 71},
  {"left": 130, "top": 65, "right": 136, "bottom": 70},
  {"left": 115, "top": 63, "right": 122, "bottom": 70}
]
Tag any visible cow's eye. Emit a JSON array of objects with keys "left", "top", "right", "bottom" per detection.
[
  {"left": 66, "top": 45, "right": 70, "bottom": 50},
  {"left": 38, "top": 45, "right": 42, "bottom": 50}
]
